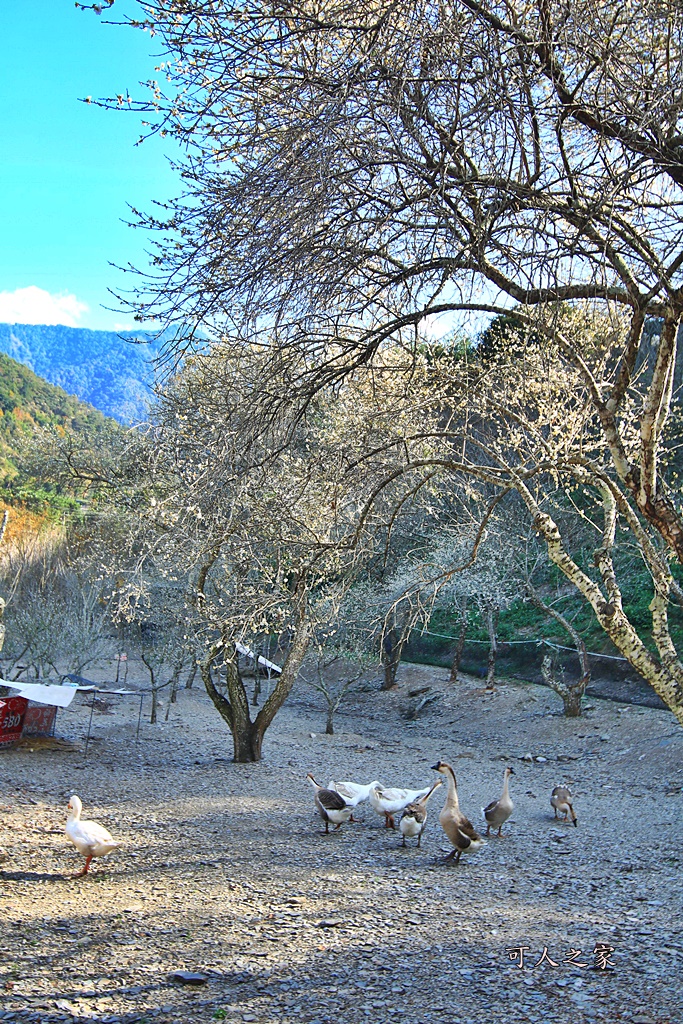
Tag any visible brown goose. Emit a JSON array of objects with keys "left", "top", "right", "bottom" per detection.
[
  {"left": 482, "top": 766, "right": 514, "bottom": 837},
  {"left": 306, "top": 774, "right": 352, "bottom": 834},
  {"left": 431, "top": 760, "right": 485, "bottom": 864},
  {"left": 399, "top": 779, "right": 443, "bottom": 847},
  {"left": 551, "top": 785, "right": 578, "bottom": 826}
]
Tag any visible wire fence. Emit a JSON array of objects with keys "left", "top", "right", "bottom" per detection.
[{"left": 419, "top": 628, "right": 629, "bottom": 662}]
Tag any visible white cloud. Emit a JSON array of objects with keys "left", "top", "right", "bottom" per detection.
[{"left": 0, "top": 286, "right": 89, "bottom": 327}]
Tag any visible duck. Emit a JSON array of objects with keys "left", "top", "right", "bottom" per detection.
[
  {"left": 369, "top": 782, "right": 432, "bottom": 829},
  {"left": 551, "top": 785, "right": 578, "bottom": 826},
  {"left": 65, "top": 795, "right": 120, "bottom": 876},
  {"left": 306, "top": 774, "right": 352, "bottom": 834},
  {"left": 431, "top": 760, "right": 485, "bottom": 864},
  {"left": 399, "top": 779, "right": 443, "bottom": 847},
  {"left": 482, "top": 766, "right": 514, "bottom": 837},
  {"left": 327, "top": 779, "right": 381, "bottom": 822}
]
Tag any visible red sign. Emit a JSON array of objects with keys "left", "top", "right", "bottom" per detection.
[
  {"left": 0, "top": 696, "right": 28, "bottom": 746},
  {"left": 23, "top": 702, "right": 57, "bottom": 738}
]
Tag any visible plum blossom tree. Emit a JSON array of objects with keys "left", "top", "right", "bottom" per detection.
[{"left": 80, "top": 1, "right": 683, "bottom": 725}]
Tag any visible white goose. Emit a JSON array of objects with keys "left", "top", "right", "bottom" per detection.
[
  {"left": 369, "top": 782, "right": 432, "bottom": 829},
  {"left": 65, "top": 795, "right": 120, "bottom": 876},
  {"left": 327, "top": 779, "right": 381, "bottom": 821}
]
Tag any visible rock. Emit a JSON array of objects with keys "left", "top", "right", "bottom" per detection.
[
  {"left": 535, "top": 756, "right": 547, "bottom": 763},
  {"left": 522, "top": 753, "right": 533, "bottom": 761},
  {"left": 169, "top": 970, "right": 209, "bottom": 985}
]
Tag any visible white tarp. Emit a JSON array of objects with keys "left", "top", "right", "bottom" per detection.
[
  {"left": 234, "top": 641, "right": 282, "bottom": 674},
  {"left": 1, "top": 680, "right": 78, "bottom": 708}
]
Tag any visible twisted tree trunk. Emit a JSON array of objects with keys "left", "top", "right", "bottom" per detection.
[
  {"left": 517, "top": 478, "right": 683, "bottom": 727},
  {"left": 541, "top": 654, "right": 583, "bottom": 717},
  {"left": 526, "top": 581, "right": 590, "bottom": 717}
]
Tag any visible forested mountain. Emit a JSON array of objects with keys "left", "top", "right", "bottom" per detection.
[
  {"left": 0, "top": 323, "right": 160, "bottom": 423},
  {"left": 0, "top": 350, "right": 112, "bottom": 484}
]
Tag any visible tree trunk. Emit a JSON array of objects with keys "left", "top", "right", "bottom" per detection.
[
  {"left": 251, "top": 656, "right": 261, "bottom": 706},
  {"left": 325, "top": 706, "right": 334, "bottom": 735},
  {"left": 140, "top": 653, "right": 159, "bottom": 724},
  {"left": 449, "top": 598, "right": 468, "bottom": 683},
  {"left": 165, "top": 660, "right": 183, "bottom": 720},
  {"left": 185, "top": 662, "right": 198, "bottom": 689},
  {"left": 252, "top": 621, "right": 312, "bottom": 751},
  {"left": 382, "top": 625, "right": 407, "bottom": 690},
  {"left": 541, "top": 654, "right": 583, "bottom": 717},
  {"left": 232, "top": 717, "right": 264, "bottom": 761},
  {"left": 201, "top": 619, "right": 312, "bottom": 762},
  {"left": 485, "top": 603, "right": 499, "bottom": 689},
  {"left": 526, "top": 582, "right": 590, "bottom": 717},
  {"left": 170, "top": 662, "right": 182, "bottom": 703}
]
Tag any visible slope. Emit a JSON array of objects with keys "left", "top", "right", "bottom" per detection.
[{"left": 0, "top": 350, "right": 113, "bottom": 492}]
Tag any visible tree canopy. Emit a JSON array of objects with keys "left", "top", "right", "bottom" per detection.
[{"left": 73, "top": 0, "right": 683, "bottom": 729}]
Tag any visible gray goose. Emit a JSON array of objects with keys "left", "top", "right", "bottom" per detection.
[
  {"left": 431, "top": 760, "right": 485, "bottom": 864},
  {"left": 482, "top": 766, "right": 514, "bottom": 837},
  {"left": 306, "top": 774, "right": 352, "bottom": 834},
  {"left": 551, "top": 785, "right": 578, "bottom": 826},
  {"left": 399, "top": 779, "right": 443, "bottom": 847}
]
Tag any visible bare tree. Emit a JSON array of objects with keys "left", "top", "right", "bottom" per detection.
[
  {"left": 41, "top": 344, "right": 401, "bottom": 759},
  {"left": 308, "top": 655, "right": 363, "bottom": 736}
]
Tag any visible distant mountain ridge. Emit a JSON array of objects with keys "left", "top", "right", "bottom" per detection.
[{"left": 0, "top": 322, "right": 162, "bottom": 423}]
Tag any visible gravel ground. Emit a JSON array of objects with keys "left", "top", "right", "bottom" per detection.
[{"left": 1, "top": 662, "right": 682, "bottom": 1024}]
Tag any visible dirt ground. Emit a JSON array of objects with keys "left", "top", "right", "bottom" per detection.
[{"left": 1, "top": 662, "right": 682, "bottom": 1024}]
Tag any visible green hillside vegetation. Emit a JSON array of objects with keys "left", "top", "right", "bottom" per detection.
[
  {"left": 0, "top": 351, "right": 115, "bottom": 515},
  {"left": 405, "top": 554, "right": 683, "bottom": 680}
]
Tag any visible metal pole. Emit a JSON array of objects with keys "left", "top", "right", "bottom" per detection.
[
  {"left": 136, "top": 692, "right": 144, "bottom": 742},
  {"left": 83, "top": 691, "right": 96, "bottom": 759}
]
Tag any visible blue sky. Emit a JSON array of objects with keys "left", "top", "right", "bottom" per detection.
[{"left": 0, "top": 1, "right": 178, "bottom": 330}]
